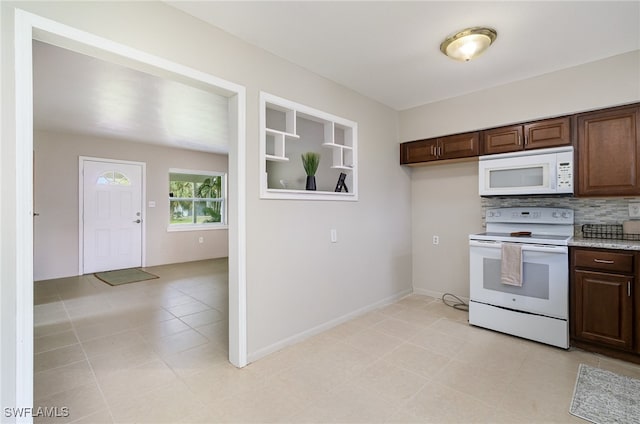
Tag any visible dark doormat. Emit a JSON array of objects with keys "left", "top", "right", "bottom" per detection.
[{"left": 94, "top": 268, "right": 159, "bottom": 286}]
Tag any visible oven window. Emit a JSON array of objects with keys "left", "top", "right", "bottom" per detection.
[
  {"left": 489, "top": 166, "right": 544, "bottom": 188},
  {"left": 482, "top": 258, "right": 550, "bottom": 299}
]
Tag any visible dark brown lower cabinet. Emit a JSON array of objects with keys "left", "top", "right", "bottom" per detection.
[
  {"left": 574, "top": 270, "right": 633, "bottom": 350},
  {"left": 570, "top": 247, "right": 640, "bottom": 363}
]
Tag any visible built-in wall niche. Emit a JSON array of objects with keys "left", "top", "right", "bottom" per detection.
[{"left": 260, "top": 92, "right": 358, "bottom": 200}]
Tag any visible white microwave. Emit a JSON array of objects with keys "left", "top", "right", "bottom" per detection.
[{"left": 479, "top": 146, "right": 574, "bottom": 196}]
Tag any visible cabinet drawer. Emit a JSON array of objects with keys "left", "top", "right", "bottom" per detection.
[{"left": 573, "top": 249, "right": 634, "bottom": 273}]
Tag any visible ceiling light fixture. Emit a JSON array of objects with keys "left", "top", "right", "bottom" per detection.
[{"left": 440, "top": 27, "right": 497, "bottom": 62}]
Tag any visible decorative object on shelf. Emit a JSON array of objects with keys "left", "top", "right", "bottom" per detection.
[
  {"left": 335, "top": 172, "right": 349, "bottom": 193},
  {"left": 440, "top": 27, "right": 497, "bottom": 62},
  {"left": 301, "top": 152, "right": 320, "bottom": 191}
]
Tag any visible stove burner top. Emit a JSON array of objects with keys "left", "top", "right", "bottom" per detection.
[{"left": 472, "top": 207, "right": 575, "bottom": 246}]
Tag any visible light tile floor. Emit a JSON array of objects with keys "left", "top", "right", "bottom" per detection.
[{"left": 34, "top": 259, "right": 640, "bottom": 423}]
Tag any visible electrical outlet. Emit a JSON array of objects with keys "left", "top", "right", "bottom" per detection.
[
  {"left": 433, "top": 235, "right": 439, "bottom": 245},
  {"left": 630, "top": 203, "right": 640, "bottom": 218}
]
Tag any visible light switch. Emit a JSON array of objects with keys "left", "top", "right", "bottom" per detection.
[{"left": 330, "top": 229, "right": 337, "bottom": 243}]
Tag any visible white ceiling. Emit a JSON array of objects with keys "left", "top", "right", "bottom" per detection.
[
  {"left": 33, "top": 40, "right": 230, "bottom": 154},
  {"left": 33, "top": 2, "right": 639, "bottom": 151},
  {"left": 170, "top": 1, "right": 640, "bottom": 110}
]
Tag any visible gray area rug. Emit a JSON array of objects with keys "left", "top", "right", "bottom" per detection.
[{"left": 570, "top": 363, "right": 640, "bottom": 423}]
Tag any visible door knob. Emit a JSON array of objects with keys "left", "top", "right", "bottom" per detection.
[{"left": 133, "top": 219, "right": 141, "bottom": 224}]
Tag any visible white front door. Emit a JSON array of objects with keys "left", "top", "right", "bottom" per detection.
[{"left": 82, "top": 159, "right": 143, "bottom": 273}]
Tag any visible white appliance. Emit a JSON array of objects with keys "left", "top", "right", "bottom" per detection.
[
  {"left": 469, "top": 207, "right": 574, "bottom": 348},
  {"left": 479, "top": 146, "right": 574, "bottom": 196}
]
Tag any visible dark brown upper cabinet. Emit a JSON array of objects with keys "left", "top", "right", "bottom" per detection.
[
  {"left": 400, "top": 132, "right": 479, "bottom": 165},
  {"left": 482, "top": 117, "right": 571, "bottom": 155},
  {"left": 576, "top": 105, "right": 640, "bottom": 197},
  {"left": 400, "top": 138, "right": 438, "bottom": 164}
]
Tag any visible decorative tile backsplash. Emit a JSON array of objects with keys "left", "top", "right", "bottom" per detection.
[{"left": 481, "top": 196, "right": 640, "bottom": 234}]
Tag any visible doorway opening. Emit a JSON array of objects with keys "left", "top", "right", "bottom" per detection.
[{"left": 13, "top": 8, "right": 247, "bottom": 411}]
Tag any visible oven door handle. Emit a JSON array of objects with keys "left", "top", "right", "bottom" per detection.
[
  {"left": 469, "top": 240, "right": 568, "bottom": 254},
  {"left": 469, "top": 240, "right": 501, "bottom": 248},
  {"left": 522, "top": 244, "right": 568, "bottom": 254}
]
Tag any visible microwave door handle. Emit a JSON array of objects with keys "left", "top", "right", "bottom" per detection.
[{"left": 549, "top": 163, "right": 557, "bottom": 190}]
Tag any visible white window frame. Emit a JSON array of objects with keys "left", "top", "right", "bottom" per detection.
[{"left": 167, "top": 168, "right": 228, "bottom": 232}]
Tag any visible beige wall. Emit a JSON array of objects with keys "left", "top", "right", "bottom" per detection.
[
  {"left": 1, "top": 1, "right": 411, "bottom": 403},
  {"left": 401, "top": 50, "right": 640, "bottom": 299},
  {"left": 33, "top": 130, "right": 229, "bottom": 281}
]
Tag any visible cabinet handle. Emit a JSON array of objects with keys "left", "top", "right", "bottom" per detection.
[
  {"left": 629, "top": 281, "right": 632, "bottom": 297},
  {"left": 524, "top": 135, "right": 528, "bottom": 145},
  {"left": 517, "top": 135, "right": 521, "bottom": 145},
  {"left": 438, "top": 146, "right": 442, "bottom": 157},
  {"left": 430, "top": 145, "right": 435, "bottom": 156},
  {"left": 594, "top": 259, "right": 615, "bottom": 264}
]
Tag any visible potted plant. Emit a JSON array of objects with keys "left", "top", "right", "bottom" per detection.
[{"left": 301, "top": 152, "right": 320, "bottom": 191}]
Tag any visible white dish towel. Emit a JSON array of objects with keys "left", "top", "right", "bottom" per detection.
[{"left": 501, "top": 243, "right": 523, "bottom": 287}]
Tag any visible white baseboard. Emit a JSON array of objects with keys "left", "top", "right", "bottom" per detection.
[
  {"left": 247, "top": 288, "right": 413, "bottom": 364},
  {"left": 412, "top": 287, "right": 469, "bottom": 304}
]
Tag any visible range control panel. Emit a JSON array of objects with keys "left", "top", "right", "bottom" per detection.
[{"left": 486, "top": 207, "right": 574, "bottom": 224}]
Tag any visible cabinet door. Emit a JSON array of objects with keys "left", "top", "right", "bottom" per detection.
[
  {"left": 524, "top": 117, "right": 571, "bottom": 150},
  {"left": 574, "top": 270, "right": 633, "bottom": 350},
  {"left": 576, "top": 106, "right": 640, "bottom": 196},
  {"left": 438, "top": 132, "right": 480, "bottom": 160},
  {"left": 400, "top": 139, "right": 438, "bottom": 164},
  {"left": 482, "top": 125, "right": 523, "bottom": 155}
]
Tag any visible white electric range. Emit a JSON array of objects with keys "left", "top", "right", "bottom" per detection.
[{"left": 468, "top": 207, "right": 574, "bottom": 348}]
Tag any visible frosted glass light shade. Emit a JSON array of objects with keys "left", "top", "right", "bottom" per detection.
[{"left": 440, "top": 27, "right": 497, "bottom": 62}]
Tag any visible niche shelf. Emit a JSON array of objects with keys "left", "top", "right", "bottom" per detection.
[
  {"left": 321, "top": 122, "right": 354, "bottom": 170},
  {"left": 260, "top": 92, "right": 358, "bottom": 201}
]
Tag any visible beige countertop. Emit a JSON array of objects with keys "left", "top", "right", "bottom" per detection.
[{"left": 569, "top": 236, "right": 640, "bottom": 251}]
